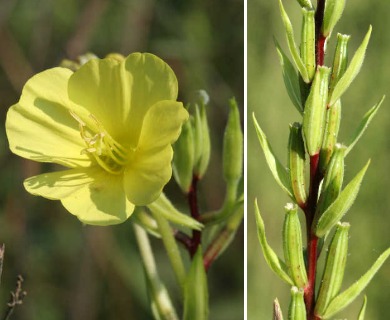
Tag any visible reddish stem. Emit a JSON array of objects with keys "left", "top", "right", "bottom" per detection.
[{"left": 188, "top": 175, "right": 201, "bottom": 258}]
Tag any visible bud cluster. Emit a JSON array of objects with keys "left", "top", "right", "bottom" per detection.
[{"left": 253, "top": 0, "right": 389, "bottom": 318}]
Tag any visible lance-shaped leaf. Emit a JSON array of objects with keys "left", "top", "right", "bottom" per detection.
[
  {"left": 357, "top": 296, "right": 367, "bottom": 320},
  {"left": 148, "top": 193, "right": 203, "bottom": 231},
  {"left": 275, "top": 40, "right": 303, "bottom": 113},
  {"left": 283, "top": 204, "right": 308, "bottom": 288},
  {"left": 288, "top": 287, "right": 307, "bottom": 320},
  {"left": 253, "top": 114, "right": 293, "bottom": 197},
  {"left": 321, "top": 247, "right": 390, "bottom": 319},
  {"left": 329, "top": 26, "right": 372, "bottom": 106},
  {"left": 278, "top": 0, "right": 309, "bottom": 83},
  {"left": 346, "top": 96, "right": 385, "bottom": 156},
  {"left": 315, "top": 222, "right": 349, "bottom": 316},
  {"left": 254, "top": 199, "right": 293, "bottom": 285},
  {"left": 314, "top": 160, "right": 370, "bottom": 238},
  {"left": 183, "top": 247, "right": 209, "bottom": 320}
]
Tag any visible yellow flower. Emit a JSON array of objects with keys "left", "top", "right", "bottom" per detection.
[{"left": 5, "top": 53, "right": 189, "bottom": 225}]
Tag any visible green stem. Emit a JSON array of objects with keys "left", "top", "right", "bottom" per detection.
[
  {"left": 149, "top": 209, "right": 186, "bottom": 292},
  {"left": 133, "top": 223, "right": 179, "bottom": 320}
]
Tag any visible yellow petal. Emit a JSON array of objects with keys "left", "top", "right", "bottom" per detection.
[
  {"left": 124, "top": 145, "right": 173, "bottom": 206},
  {"left": 123, "top": 101, "right": 188, "bottom": 205},
  {"left": 6, "top": 68, "right": 91, "bottom": 168},
  {"left": 68, "top": 53, "right": 179, "bottom": 147},
  {"left": 25, "top": 167, "right": 134, "bottom": 225}
]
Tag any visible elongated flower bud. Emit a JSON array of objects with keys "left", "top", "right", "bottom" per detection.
[
  {"left": 329, "top": 34, "right": 350, "bottom": 97},
  {"left": 319, "top": 100, "right": 341, "bottom": 172},
  {"left": 316, "top": 144, "right": 345, "bottom": 219},
  {"left": 296, "top": 0, "right": 312, "bottom": 9},
  {"left": 283, "top": 204, "right": 308, "bottom": 288},
  {"left": 301, "top": 8, "right": 316, "bottom": 81},
  {"left": 322, "top": 0, "right": 346, "bottom": 37},
  {"left": 223, "top": 98, "right": 243, "bottom": 185},
  {"left": 288, "top": 287, "right": 307, "bottom": 320},
  {"left": 173, "top": 119, "right": 195, "bottom": 193},
  {"left": 303, "top": 66, "right": 330, "bottom": 156},
  {"left": 288, "top": 123, "right": 307, "bottom": 207},
  {"left": 315, "top": 222, "right": 350, "bottom": 317}
]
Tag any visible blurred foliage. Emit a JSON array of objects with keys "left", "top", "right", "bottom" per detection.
[
  {"left": 248, "top": 0, "right": 390, "bottom": 319},
  {"left": 0, "top": 0, "right": 243, "bottom": 319}
]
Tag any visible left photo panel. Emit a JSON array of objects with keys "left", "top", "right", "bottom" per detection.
[{"left": 0, "top": 1, "right": 244, "bottom": 319}]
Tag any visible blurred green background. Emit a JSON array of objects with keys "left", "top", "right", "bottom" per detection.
[
  {"left": 248, "top": 0, "right": 390, "bottom": 319},
  {"left": 0, "top": 0, "right": 243, "bottom": 319}
]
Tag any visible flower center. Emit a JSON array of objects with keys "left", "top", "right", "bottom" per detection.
[{"left": 70, "top": 110, "right": 130, "bottom": 174}]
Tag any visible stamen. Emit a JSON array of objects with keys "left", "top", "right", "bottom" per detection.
[{"left": 69, "top": 109, "right": 129, "bottom": 174}]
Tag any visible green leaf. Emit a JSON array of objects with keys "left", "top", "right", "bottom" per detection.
[
  {"left": 357, "top": 296, "right": 367, "bottom": 320},
  {"left": 314, "top": 160, "right": 370, "bottom": 238},
  {"left": 183, "top": 247, "right": 209, "bottom": 320},
  {"left": 254, "top": 199, "right": 293, "bottom": 285},
  {"left": 275, "top": 39, "right": 303, "bottom": 113},
  {"left": 278, "top": 0, "right": 309, "bottom": 83},
  {"left": 329, "top": 26, "right": 372, "bottom": 106},
  {"left": 252, "top": 114, "right": 293, "bottom": 197},
  {"left": 322, "top": 248, "right": 390, "bottom": 319},
  {"left": 346, "top": 96, "right": 385, "bottom": 156},
  {"left": 148, "top": 193, "right": 203, "bottom": 231}
]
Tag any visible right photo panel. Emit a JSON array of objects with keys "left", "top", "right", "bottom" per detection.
[{"left": 247, "top": 0, "right": 390, "bottom": 318}]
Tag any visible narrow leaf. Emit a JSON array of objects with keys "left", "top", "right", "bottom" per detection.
[
  {"left": 148, "top": 193, "right": 203, "bottom": 231},
  {"left": 253, "top": 113, "right": 293, "bottom": 197},
  {"left": 322, "top": 247, "right": 390, "bottom": 319},
  {"left": 346, "top": 96, "right": 385, "bottom": 156},
  {"left": 329, "top": 26, "right": 372, "bottom": 106},
  {"left": 278, "top": 0, "right": 309, "bottom": 83},
  {"left": 254, "top": 199, "right": 293, "bottom": 285},
  {"left": 275, "top": 39, "right": 303, "bottom": 113},
  {"left": 315, "top": 160, "right": 370, "bottom": 238},
  {"left": 183, "top": 247, "right": 209, "bottom": 320},
  {"left": 357, "top": 296, "right": 367, "bottom": 320}
]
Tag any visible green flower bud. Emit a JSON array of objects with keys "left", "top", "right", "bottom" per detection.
[
  {"left": 223, "top": 98, "right": 243, "bottom": 185},
  {"left": 301, "top": 8, "right": 316, "bottom": 81},
  {"left": 288, "top": 287, "right": 307, "bottom": 320},
  {"left": 193, "top": 95, "right": 211, "bottom": 178},
  {"left": 319, "top": 100, "right": 341, "bottom": 172},
  {"left": 173, "top": 119, "right": 195, "bottom": 193},
  {"left": 296, "top": 0, "right": 312, "bottom": 9},
  {"left": 283, "top": 204, "right": 308, "bottom": 288},
  {"left": 329, "top": 34, "right": 350, "bottom": 97},
  {"left": 322, "top": 0, "right": 346, "bottom": 37},
  {"left": 303, "top": 66, "right": 330, "bottom": 156},
  {"left": 315, "top": 222, "right": 350, "bottom": 317},
  {"left": 288, "top": 123, "right": 307, "bottom": 207},
  {"left": 316, "top": 144, "right": 345, "bottom": 222}
]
